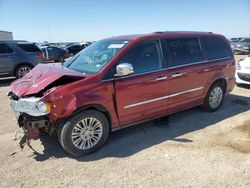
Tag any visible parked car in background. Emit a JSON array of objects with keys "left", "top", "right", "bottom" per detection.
[
  {"left": 40, "top": 46, "right": 69, "bottom": 62},
  {"left": 231, "top": 38, "right": 250, "bottom": 54},
  {"left": 0, "top": 40, "right": 45, "bottom": 78},
  {"left": 9, "top": 31, "right": 235, "bottom": 156},
  {"left": 64, "top": 44, "right": 85, "bottom": 56},
  {"left": 236, "top": 54, "right": 250, "bottom": 85},
  {"left": 65, "top": 43, "right": 93, "bottom": 56},
  {"left": 80, "top": 41, "right": 93, "bottom": 47},
  {"left": 229, "top": 37, "right": 244, "bottom": 43},
  {"left": 62, "top": 42, "right": 77, "bottom": 48}
]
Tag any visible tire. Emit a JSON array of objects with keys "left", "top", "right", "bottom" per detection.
[
  {"left": 15, "top": 64, "right": 32, "bottom": 78},
  {"left": 59, "top": 110, "right": 109, "bottom": 157},
  {"left": 57, "top": 124, "right": 65, "bottom": 149},
  {"left": 202, "top": 82, "right": 225, "bottom": 112}
]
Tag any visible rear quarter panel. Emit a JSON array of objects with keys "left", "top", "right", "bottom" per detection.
[{"left": 203, "top": 58, "right": 235, "bottom": 96}]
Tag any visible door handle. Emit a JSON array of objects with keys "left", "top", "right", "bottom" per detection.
[
  {"left": 171, "top": 73, "right": 184, "bottom": 78},
  {"left": 155, "top": 76, "right": 168, "bottom": 81},
  {"left": 203, "top": 68, "right": 211, "bottom": 72}
]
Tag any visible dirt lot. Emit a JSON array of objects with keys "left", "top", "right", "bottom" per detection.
[{"left": 0, "top": 56, "right": 249, "bottom": 188}]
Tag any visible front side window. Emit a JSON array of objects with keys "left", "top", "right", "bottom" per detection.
[
  {"left": 0, "top": 44, "right": 13, "bottom": 54},
  {"left": 118, "top": 40, "right": 162, "bottom": 74},
  {"left": 165, "top": 37, "right": 203, "bottom": 67},
  {"left": 201, "top": 36, "right": 232, "bottom": 60},
  {"left": 64, "top": 39, "right": 130, "bottom": 74}
]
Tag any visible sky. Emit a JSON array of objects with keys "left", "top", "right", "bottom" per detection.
[{"left": 0, "top": 0, "right": 250, "bottom": 42}]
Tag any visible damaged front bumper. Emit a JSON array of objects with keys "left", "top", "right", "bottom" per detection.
[
  {"left": 17, "top": 113, "right": 50, "bottom": 138},
  {"left": 9, "top": 95, "right": 53, "bottom": 148},
  {"left": 14, "top": 113, "right": 50, "bottom": 149}
]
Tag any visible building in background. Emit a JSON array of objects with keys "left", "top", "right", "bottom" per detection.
[{"left": 0, "top": 30, "right": 13, "bottom": 40}]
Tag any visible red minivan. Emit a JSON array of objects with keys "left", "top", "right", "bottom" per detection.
[{"left": 9, "top": 31, "right": 235, "bottom": 156}]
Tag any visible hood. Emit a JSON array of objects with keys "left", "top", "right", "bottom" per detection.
[{"left": 11, "top": 64, "right": 85, "bottom": 97}]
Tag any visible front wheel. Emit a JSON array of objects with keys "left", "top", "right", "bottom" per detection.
[
  {"left": 59, "top": 110, "right": 109, "bottom": 157},
  {"left": 202, "top": 83, "right": 225, "bottom": 112}
]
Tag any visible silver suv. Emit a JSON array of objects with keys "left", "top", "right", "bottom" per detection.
[{"left": 0, "top": 41, "right": 45, "bottom": 78}]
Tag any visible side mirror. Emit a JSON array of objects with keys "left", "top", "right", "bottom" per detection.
[{"left": 115, "top": 63, "right": 134, "bottom": 77}]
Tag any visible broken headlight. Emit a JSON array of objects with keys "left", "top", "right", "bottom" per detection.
[
  {"left": 36, "top": 101, "right": 51, "bottom": 114},
  {"left": 11, "top": 97, "right": 51, "bottom": 116}
]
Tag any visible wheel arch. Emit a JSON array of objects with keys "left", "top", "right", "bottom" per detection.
[
  {"left": 70, "top": 104, "right": 113, "bottom": 132},
  {"left": 14, "top": 62, "right": 34, "bottom": 76},
  {"left": 205, "top": 71, "right": 228, "bottom": 95},
  {"left": 210, "top": 78, "right": 227, "bottom": 93},
  {"left": 202, "top": 77, "right": 227, "bottom": 112}
]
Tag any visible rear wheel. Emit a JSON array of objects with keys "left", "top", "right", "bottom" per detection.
[
  {"left": 202, "top": 82, "right": 225, "bottom": 112},
  {"left": 15, "top": 65, "right": 32, "bottom": 78},
  {"left": 59, "top": 110, "right": 109, "bottom": 157}
]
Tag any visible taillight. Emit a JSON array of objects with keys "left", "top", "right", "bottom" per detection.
[{"left": 38, "top": 51, "right": 45, "bottom": 61}]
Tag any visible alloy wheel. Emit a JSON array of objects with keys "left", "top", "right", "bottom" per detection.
[
  {"left": 209, "top": 86, "right": 223, "bottom": 109},
  {"left": 71, "top": 117, "right": 103, "bottom": 150},
  {"left": 18, "top": 66, "right": 31, "bottom": 77}
]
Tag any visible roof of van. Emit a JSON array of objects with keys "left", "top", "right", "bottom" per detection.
[{"left": 107, "top": 31, "right": 223, "bottom": 41}]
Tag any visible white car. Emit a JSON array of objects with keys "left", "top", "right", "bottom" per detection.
[{"left": 236, "top": 55, "right": 250, "bottom": 85}]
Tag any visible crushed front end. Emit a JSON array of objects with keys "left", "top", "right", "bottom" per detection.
[
  {"left": 8, "top": 91, "right": 53, "bottom": 148},
  {"left": 7, "top": 64, "right": 86, "bottom": 149}
]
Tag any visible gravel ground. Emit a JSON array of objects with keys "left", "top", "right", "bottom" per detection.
[{"left": 0, "top": 55, "right": 249, "bottom": 188}]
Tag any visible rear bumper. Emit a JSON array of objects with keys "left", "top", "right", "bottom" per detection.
[{"left": 226, "top": 77, "right": 236, "bottom": 94}]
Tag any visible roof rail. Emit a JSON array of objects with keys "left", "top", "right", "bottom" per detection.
[{"left": 153, "top": 31, "right": 213, "bottom": 34}]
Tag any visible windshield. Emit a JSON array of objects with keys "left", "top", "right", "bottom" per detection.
[{"left": 64, "top": 39, "right": 130, "bottom": 74}]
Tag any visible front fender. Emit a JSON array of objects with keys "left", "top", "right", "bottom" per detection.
[{"left": 45, "top": 90, "right": 119, "bottom": 129}]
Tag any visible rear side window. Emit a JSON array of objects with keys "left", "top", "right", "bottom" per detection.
[
  {"left": 164, "top": 37, "right": 203, "bottom": 67},
  {"left": 0, "top": 44, "right": 13, "bottom": 54},
  {"left": 17, "top": 43, "right": 41, "bottom": 52},
  {"left": 201, "top": 36, "right": 231, "bottom": 60}
]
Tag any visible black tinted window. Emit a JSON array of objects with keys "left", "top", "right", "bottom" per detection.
[
  {"left": 74, "top": 45, "right": 82, "bottom": 50},
  {"left": 165, "top": 38, "right": 203, "bottom": 67},
  {"left": 201, "top": 36, "right": 231, "bottom": 60},
  {"left": 0, "top": 44, "right": 13, "bottom": 54},
  {"left": 118, "top": 40, "right": 162, "bottom": 74},
  {"left": 17, "top": 43, "right": 41, "bottom": 52},
  {"left": 41, "top": 48, "right": 46, "bottom": 53}
]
